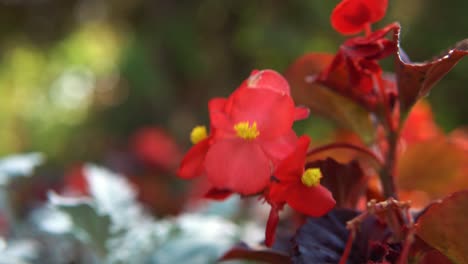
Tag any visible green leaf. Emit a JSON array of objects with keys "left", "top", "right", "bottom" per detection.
[
  {"left": 49, "top": 193, "right": 112, "bottom": 257},
  {"left": 0, "top": 153, "right": 43, "bottom": 186}
]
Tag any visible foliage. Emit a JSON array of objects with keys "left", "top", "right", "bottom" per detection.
[{"left": 0, "top": 1, "right": 467, "bottom": 264}]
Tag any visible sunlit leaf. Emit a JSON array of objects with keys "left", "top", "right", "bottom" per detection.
[
  {"left": 0, "top": 153, "right": 43, "bottom": 185},
  {"left": 48, "top": 192, "right": 112, "bottom": 257},
  {"left": 397, "top": 138, "right": 468, "bottom": 201},
  {"left": 42, "top": 165, "right": 246, "bottom": 264},
  {"left": 0, "top": 239, "right": 39, "bottom": 264},
  {"left": 285, "top": 53, "right": 376, "bottom": 143},
  {"left": 83, "top": 165, "right": 143, "bottom": 230},
  {"left": 394, "top": 27, "right": 468, "bottom": 113},
  {"left": 151, "top": 214, "right": 238, "bottom": 264},
  {"left": 416, "top": 190, "right": 468, "bottom": 264}
]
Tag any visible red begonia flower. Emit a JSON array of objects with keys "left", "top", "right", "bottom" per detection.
[
  {"left": 331, "top": 0, "right": 388, "bottom": 35},
  {"left": 62, "top": 164, "right": 89, "bottom": 196},
  {"left": 268, "top": 135, "right": 336, "bottom": 216},
  {"left": 206, "top": 87, "right": 298, "bottom": 194},
  {"left": 177, "top": 98, "right": 227, "bottom": 179},
  {"left": 178, "top": 70, "right": 307, "bottom": 195},
  {"left": 177, "top": 137, "right": 211, "bottom": 179},
  {"left": 238, "top": 69, "right": 311, "bottom": 121},
  {"left": 263, "top": 136, "right": 335, "bottom": 246},
  {"left": 131, "top": 127, "right": 182, "bottom": 172}
]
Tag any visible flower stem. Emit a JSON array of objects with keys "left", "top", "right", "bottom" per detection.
[
  {"left": 372, "top": 74, "right": 399, "bottom": 199},
  {"left": 339, "top": 229, "right": 355, "bottom": 264},
  {"left": 380, "top": 132, "right": 398, "bottom": 198},
  {"left": 306, "top": 142, "right": 384, "bottom": 167}
]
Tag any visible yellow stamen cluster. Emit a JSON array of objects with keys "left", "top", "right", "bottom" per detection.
[
  {"left": 234, "top": 121, "right": 260, "bottom": 140},
  {"left": 301, "top": 168, "right": 322, "bottom": 187},
  {"left": 190, "top": 125, "right": 208, "bottom": 144}
]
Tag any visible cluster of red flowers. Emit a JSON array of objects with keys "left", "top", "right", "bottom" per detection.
[
  {"left": 320, "top": 0, "right": 396, "bottom": 110},
  {"left": 177, "top": 69, "right": 336, "bottom": 245},
  {"left": 177, "top": 0, "right": 398, "bottom": 247}
]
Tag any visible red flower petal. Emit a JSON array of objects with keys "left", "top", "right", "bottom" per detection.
[
  {"left": 208, "top": 97, "right": 227, "bottom": 112},
  {"left": 243, "top": 69, "right": 291, "bottom": 96},
  {"left": 177, "top": 138, "right": 210, "bottom": 179},
  {"left": 260, "top": 130, "right": 298, "bottom": 165},
  {"left": 204, "top": 139, "right": 271, "bottom": 195},
  {"left": 204, "top": 188, "right": 233, "bottom": 200},
  {"left": 268, "top": 182, "right": 294, "bottom": 204},
  {"left": 331, "top": 0, "right": 388, "bottom": 35},
  {"left": 229, "top": 89, "right": 295, "bottom": 139},
  {"left": 287, "top": 185, "right": 336, "bottom": 217},
  {"left": 209, "top": 98, "right": 234, "bottom": 138},
  {"left": 274, "top": 135, "right": 311, "bottom": 182},
  {"left": 131, "top": 127, "right": 182, "bottom": 171},
  {"left": 294, "top": 106, "right": 310, "bottom": 121}
]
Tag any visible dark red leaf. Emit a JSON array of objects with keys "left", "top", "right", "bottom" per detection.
[
  {"left": 417, "top": 249, "right": 453, "bottom": 264},
  {"left": 416, "top": 190, "right": 468, "bottom": 263},
  {"left": 409, "top": 236, "right": 452, "bottom": 264},
  {"left": 394, "top": 27, "right": 468, "bottom": 112},
  {"left": 308, "top": 158, "right": 367, "bottom": 209},
  {"left": 317, "top": 24, "right": 398, "bottom": 111},
  {"left": 293, "top": 209, "right": 393, "bottom": 264},
  {"left": 219, "top": 243, "right": 291, "bottom": 264}
]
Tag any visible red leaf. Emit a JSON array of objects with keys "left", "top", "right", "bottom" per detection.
[
  {"left": 397, "top": 138, "right": 468, "bottom": 202},
  {"left": 416, "top": 190, "right": 468, "bottom": 264},
  {"left": 219, "top": 243, "right": 291, "bottom": 264},
  {"left": 394, "top": 27, "right": 468, "bottom": 112},
  {"left": 417, "top": 249, "right": 453, "bottom": 264},
  {"left": 285, "top": 53, "right": 376, "bottom": 143},
  {"left": 309, "top": 158, "right": 367, "bottom": 209}
]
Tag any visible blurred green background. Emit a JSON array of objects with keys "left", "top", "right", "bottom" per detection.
[{"left": 0, "top": 0, "right": 467, "bottom": 164}]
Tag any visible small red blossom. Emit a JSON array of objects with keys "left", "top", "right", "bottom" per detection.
[
  {"left": 177, "top": 97, "right": 226, "bottom": 179},
  {"left": 178, "top": 70, "right": 309, "bottom": 195},
  {"left": 331, "top": 0, "right": 388, "bottom": 35},
  {"left": 62, "top": 164, "right": 89, "bottom": 196},
  {"left": 318, "top": 23, "right": 398, "bottom": 109},
  {"left": 131, "top": 127, "right": 182, "bottom": 172},
  {"left": 268, "top": 135, "right": 336, "bottom": 216},
  {"left": 264, "top": 136, "right": 336, "bottom": 246}
]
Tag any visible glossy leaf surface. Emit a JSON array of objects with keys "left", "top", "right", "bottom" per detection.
[{"left": 395, "top": 27, "right": 468, "bottom": 113}]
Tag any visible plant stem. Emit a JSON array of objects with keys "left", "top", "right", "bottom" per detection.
[
  {"left": 380, "top": 131, "right": 398, "bottom": 198},
  {"left": 372, "top": 73, "right": 399, "bottom": 199}
]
